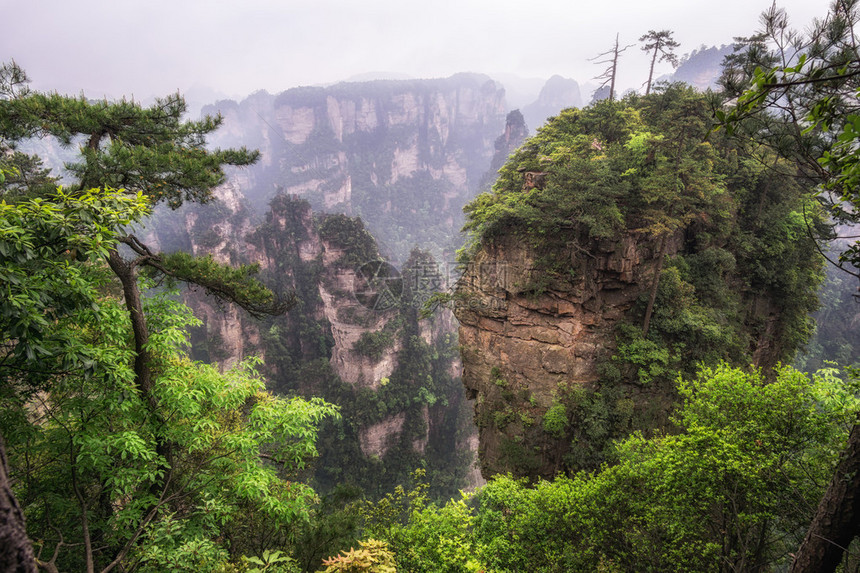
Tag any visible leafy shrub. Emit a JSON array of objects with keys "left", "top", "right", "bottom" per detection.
[
  {"left": 470, "top": 364, "right": 860, "bottom": 572},
  {"left": 542, "top": 401, "right": 568, "bottom": 437},
  {"left": 317, "top": 540, "right": 396, "bottom": 573}
]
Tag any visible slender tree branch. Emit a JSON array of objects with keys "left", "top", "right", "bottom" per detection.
[{"left": 70, "top": 439, "right": 94, "bottom": 573}]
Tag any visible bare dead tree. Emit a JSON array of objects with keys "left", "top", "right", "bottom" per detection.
[{"left": 590, "top": 33, "right": 634, "bottom": 101}]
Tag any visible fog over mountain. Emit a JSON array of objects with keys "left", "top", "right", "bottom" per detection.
[{"left": 3, "top": 0, "right": 830, "bottom": 103}]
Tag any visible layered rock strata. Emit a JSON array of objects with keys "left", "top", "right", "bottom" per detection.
[{"left": 455, "top": 233, "right": 673, "bottom": 478}]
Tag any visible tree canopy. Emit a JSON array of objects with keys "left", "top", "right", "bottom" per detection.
[
  {"left": 354, "top": 364, "right": 860, "bottom": 572},
  {"left": 716, "top": 0, "right": 860, "bottom": 271},
  {"left": 714, "top": 2, "right": 860, "bottom": 569},
  {"left": 0, "top": 63, "right": 337, "bottom": 572}
]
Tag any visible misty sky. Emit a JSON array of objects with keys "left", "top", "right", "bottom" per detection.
[{"left": 3, "top": 0, "right": 833, "bottom": 105}]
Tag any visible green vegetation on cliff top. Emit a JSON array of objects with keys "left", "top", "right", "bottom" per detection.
[
  {"left": 463, "top": 83, "right": 823, "bottom": 370},
  {"left": 457, "top": 84, "right": 825, "bottom": 477}
]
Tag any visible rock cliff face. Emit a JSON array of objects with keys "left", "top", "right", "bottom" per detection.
[
  {"left": 251, "top": 198, "right": 478, "bottom": 495},
  {"left": 479, "top": 110, "right": 530, "bottom": 191},
  {"left": 203, "top": 73, "right": 507, "bottom": 260},
  {"left": 666, "top": 45, "right": 734, "bottom": 91},
  {"left": 454, "top": 227, "right": 805, "bottom": 481},
  {"left": 455, "top": 233, "right": 673, "bottom": 478},
  {"left": 143, "top": 178, "right": 267, "bottom": 367},
  {"left": 244, "top": 199, "right": 404, "bottom": 392},
  {"left": 152, "top": 191, "right": 479, "bottom": 496}
]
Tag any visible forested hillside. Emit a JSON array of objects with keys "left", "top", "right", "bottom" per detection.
[
  {"left": 455, "top": 85, "right": 824, "bottom": 478},
  {"left": 248, "top": 196, "right": 478, "bottom": 498}
]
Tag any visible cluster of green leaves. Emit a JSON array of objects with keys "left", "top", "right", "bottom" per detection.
[
  {"left": 0, "top": 149, "right": 57, "bottom": 200},
  {"left": 462, "top": 84, "right": 733, "bottom": 270},
  {"left": 0, "top": 187, "right": 148, "bottom": 367},
  {"left": 3, "top": 277, "right": 339, "bottom": 571},
  {"left": 541, "top": 400, "right": 568, "bottom": 438},
  {"left": 611, "top": 247, "right": 748, "bottom": 384},
  {"left": 242, "top": 549, "right": 300, "bottom": 573},
  {"left": 463, "top": 100, "right": 631, "bottom": 260},
  {"left": 472, "top": 86, "right": 727, "bottom": 242},
  {"left": 317, "top": 539, "right": 396, "bottom": 573},
  {"left": 0, "top": 89, "right": 258, "bottom": 208},
  {"left": 715, "top": 1, "right": 860, "bottom": 269},
  {"left": 0, "top": 64, "right": 341, "bottom": 571},
  {"left": 360, "top": 470, "right": 477, "bottom": 573},
  {"left": 360, "top": 364, "right": 859, "bottom": 572},
  {"left": 317, "top": 214, "right": 380, "bottom": 268},
  {"left": 157, "top": 251, "right": 294, "bottom": 318}
]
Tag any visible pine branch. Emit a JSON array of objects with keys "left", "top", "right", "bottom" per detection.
[{"left": 121, "top": 240, "right": 295, "bottom": 318}]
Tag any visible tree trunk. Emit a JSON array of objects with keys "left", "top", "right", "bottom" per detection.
[
  {"left": 609, "top": 34, "right": 619, "bottom": 101},
  {"left": 0, "top": 433, "right": 36, "bottom": 573},
  {"left": 790, "top": 421, "right": 860, "bottom": 572},
  {"left": 106, "top": 247, "right": 171, "bottom": 508},
  {"left": 106, "top": 248, "right": 154, "bottom": 407},
  {"left": 70, "top": 455, "right": 94, "bottom": 573},
  {"left": 646, "top": 48, "right": 658, "bottom": 96}
]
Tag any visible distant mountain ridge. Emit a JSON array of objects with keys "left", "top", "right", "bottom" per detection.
[
  {"left": 201, "top": 72, "right": 507, "bottom": 261},
  {"left": 521, "top": 75, "right": 583, "bottom": 131},
  {"left": 662, "top": 45, "right": 734, "bottom": 90}
]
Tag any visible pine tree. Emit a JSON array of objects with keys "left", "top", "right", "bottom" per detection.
[
  {"left": 0, "top": 62, "right": 304, "bottom": 571},
  {"left": 639, "top": 30, "right": 680, "bottom": 96},
  {"left": 0, "top": 62, "right": 292, "bottom": 401}
]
